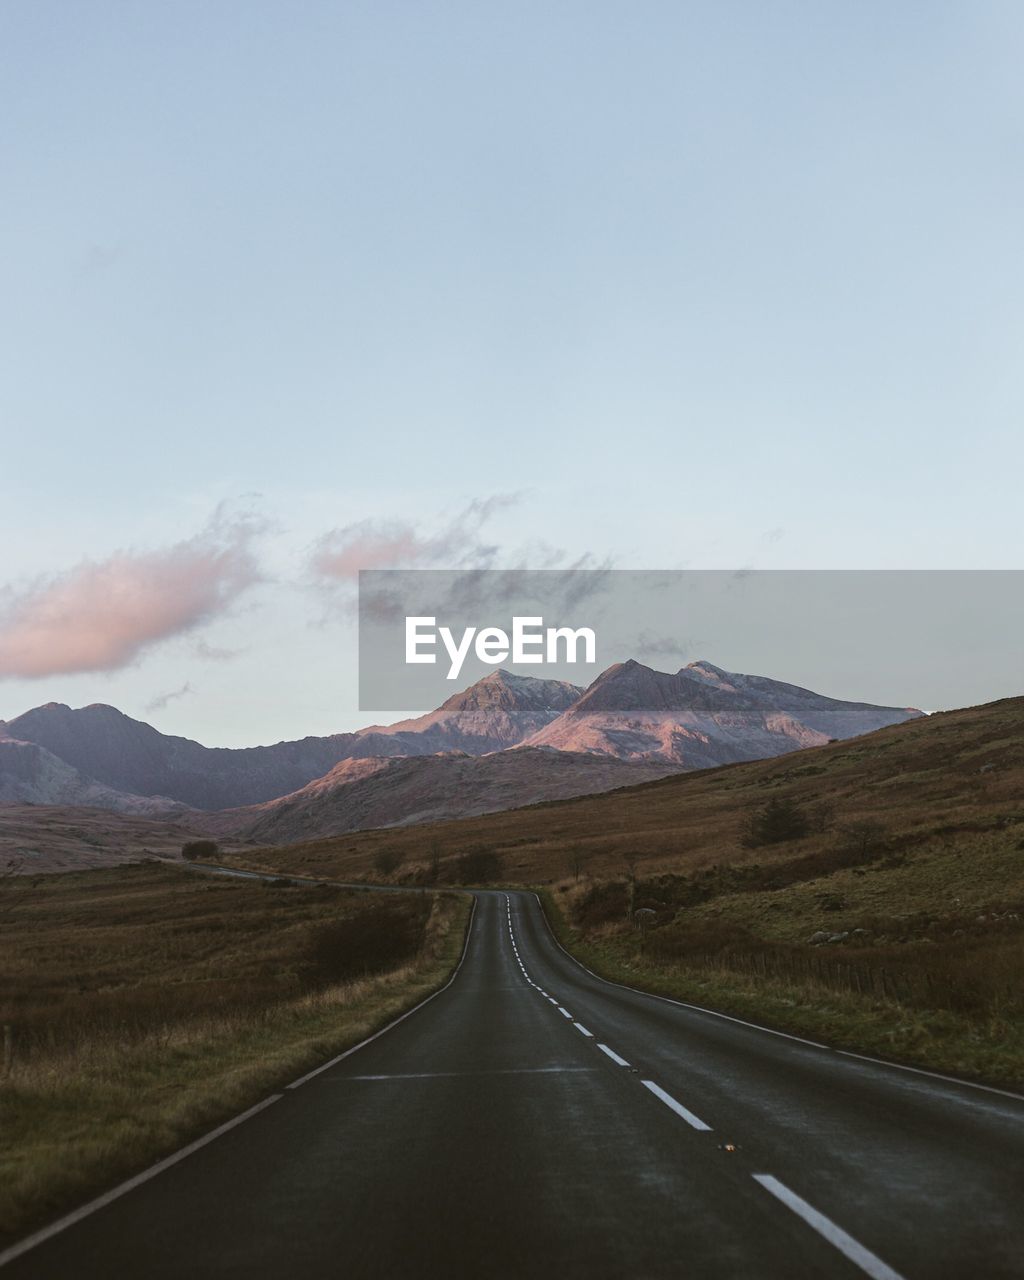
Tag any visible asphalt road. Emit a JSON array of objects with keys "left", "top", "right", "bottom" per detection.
[{"left": 5, "top": 889, "right": 1024, "bottom": 1279}]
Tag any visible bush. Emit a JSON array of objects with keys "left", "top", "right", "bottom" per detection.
[
  {"left": 306, "top": 898, "right": 431, "bottom": 986},
  {"left": 572, "top": 880, "right": 629, "bottom": 928},
  {"left": 454, "top": 848, "right": 502, "bottom": 884},
  {"left": 181, "top": 840, "right": 220, "bottom": 862},
  {"left": 372, "top": 850, "right": 404, "bottom": 877},
  {"left": 834, "top": 820, "right": 888, "bottom": 860},
  {"left": 742, "top": 797, "right": 809, "bottom": 846}
]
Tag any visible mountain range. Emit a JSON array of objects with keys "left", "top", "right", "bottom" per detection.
[
  {"left": 0, "top": 671, "right": 583, "bottom": 810},
  {"left": 0, "top": 661, "right": 922, "bottom": 851},
  {"left": 526, "top": 660, "right": 918, "bottom": 765}
]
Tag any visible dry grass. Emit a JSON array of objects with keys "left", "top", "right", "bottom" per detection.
[
  {"left": 236, "top": 695, "right": 1024, "bottom": 1087},
  {"left": 229, "top": 695, "right": 1024, "bottom": 888},
  {"left": 0, "top": 864, "right": 469, "bottom": 1245}
]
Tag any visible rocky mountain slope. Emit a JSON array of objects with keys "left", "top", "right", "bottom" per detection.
[
  {"left": 211, "top": 747, "right": 678, "bottom": 846},
  {"left": 353, "top": 670, "right": 582, "bottom": 754},
  {"left": 524, "top": 659, "right": 923, "bottom": 765},
  {"left": 2, "top": 703, "right": 361, "bottom": 810},
  {"left": 1, "top": 662, "right": 922, "bottom": 852},
  {"left": 0, "top": 738, "right": 188, "bottom": 816},
  {"left": 250, "top": 694, "right": 1020, "bottom": 887}
]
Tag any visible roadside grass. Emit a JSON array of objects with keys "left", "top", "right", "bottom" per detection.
[
  {"left": 537, "top": 838, "right": 1024, "bottom": 1092},
  {"left": 0, "top": 864, "right": 470, "bottom": 1246},
  {"left": 229, "top": 697, "right": 1024, "bottom": 1090}
]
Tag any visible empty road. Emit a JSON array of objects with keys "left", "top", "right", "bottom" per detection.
[{"left": 4, "top": 889, "right": 1024, "bottom": 1278}]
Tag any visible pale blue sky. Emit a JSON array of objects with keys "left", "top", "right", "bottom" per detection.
[{"left": 1, "top": 3, "right": 1022, "bottom": 743}]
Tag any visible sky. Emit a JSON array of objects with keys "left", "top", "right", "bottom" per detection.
[{"left": 1, "top": 2, "right": 1022, "bottom": 745}]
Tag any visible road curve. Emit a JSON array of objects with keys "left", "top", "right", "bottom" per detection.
[{"left": 4, "top": 889, "right": 1024, "bottom": 1279}]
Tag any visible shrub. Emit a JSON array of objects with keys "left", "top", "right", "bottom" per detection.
[
  {"left": 306, "top": 898, "right": 431, "bottom": 986},
  {"left": 454, "top": 848, "right": 502, "bottom": 884},
  {"left": 742, "top": 797, "right": 809, "bottom": 846},
  {"left": 834, "top": 820, "right": 888, "bottom": 860},
  {"left": 372, "top": 849, "right": 404, "bottom": 877},
  {"left": 572, "top": 880, "right": 628, "bottom": 929},
  {"left": 181, "top": 840, "right": 220, "bottom": 862}
]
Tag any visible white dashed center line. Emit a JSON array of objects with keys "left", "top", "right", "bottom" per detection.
[
  {"left": 752, "top": 1176, "right": 906, "bottom": 1280},
  {"left": 499, "top": 891, "right": 910, "bottom": 1280},
  {"left": 641, "top": 1080, "right": 712, "bottom": 1131}
]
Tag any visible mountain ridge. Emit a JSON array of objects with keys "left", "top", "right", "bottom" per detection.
[
  {"left": 2, "top": 661, "right": 923, "bottom": 821},
  {"left": 524, "top": 658, "right": 922, "bottom": 765}
]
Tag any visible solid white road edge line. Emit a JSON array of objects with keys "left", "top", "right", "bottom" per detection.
[
  {"left": 0, "top": 1095, "right": 284, "bottom": 1270},
  {"left": 528, "top": 892, "right": 1024, "bottom": 1105},
  {"left": 641, "top": 1080, "right": 712, "bottom": 1131},
  {"left": 752, "top": 1174, "right": 906, "bottom": 1280},
  {"left": 835, "top": 1050, "right": 1024, "bottom": 1105},
  {"left": 287, "top": 895, "right": 478, "bottom": 1090},
  {"left": 598, "top": 1044, "right": 630, "bottom": 1067}
]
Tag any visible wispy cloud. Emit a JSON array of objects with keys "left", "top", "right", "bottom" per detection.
[
  {"left": 193, "top": 639, "right": 243, "bottom": 662},
  {"left": 0, "top": 511, "right": 265, "bottom": 679},
  {"left": 633, "top": 632, "right": 697, "bottom": 661},
  {"left": 310, "top": 495, "right": 521, "bottom": 583},
  {"left": 145, "top": 681, "right": 197, "bottom": 714}
]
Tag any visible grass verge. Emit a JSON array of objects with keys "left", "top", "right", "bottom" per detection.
[
  {"left": 537, "top": 886, "right": 1024, "bottom": 1092},
  {"left": 0, "top": 864, "right": 470, "bottom": 1247}
]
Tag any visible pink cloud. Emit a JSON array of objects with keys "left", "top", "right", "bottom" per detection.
[{"left": 0, "top": 515, "right": 264, "bottom": 679}]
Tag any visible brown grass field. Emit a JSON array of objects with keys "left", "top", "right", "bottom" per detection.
[
  {"left": 232, "top": 695, "right": 1024, "bottom": 1087},
  {"left": 3, "top": 695, "right": 1021, "bottom": 1241},
  {"left": 0, "top": 864, "right": 469, "bottom": 1245}
]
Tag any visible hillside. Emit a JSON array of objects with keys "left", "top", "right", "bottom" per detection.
[
  {"left": 236, "top": 694, "right": 1024, "bottom": 1087},
  {"left": 0, "top": 739, "right": 188, "bottom": 816},
  {"left": 0, "top": 805, "right": 216, "bottom": 873},
  {"left": 240, "top": 695, "right": 1022, "bottom": 890},
  {"left": 210, "top": 747, "right": 679, "bottom": 845}
]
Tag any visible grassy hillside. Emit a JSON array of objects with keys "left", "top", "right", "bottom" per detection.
[
  {"left": 233, "top": 695, "right": 1024, "bottom": 887},
  {"left": 235, "top": 695, "right": 1024, "bottom": 1087},
  {"left": 0, "top": 864, "right": 469, "bottom": 1245}
]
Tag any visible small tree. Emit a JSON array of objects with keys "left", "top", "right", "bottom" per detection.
[
  {"left": 743, "top": 797, "right": 809, "bottom": 847},
  {"left": 427, "top": 840, "right": 442, "bottom": 884},
  {"left": 567, "top": 846, "right": 587, "bottom": 882},
  {"left": 622, "top": 853, "right": 643, "bottom": 919},
  {"left": 181, "top": 839, "right": 219, "bottom": 862},
  {"left": 835, "top": 819, "right": 888, "bottom": 860}
]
